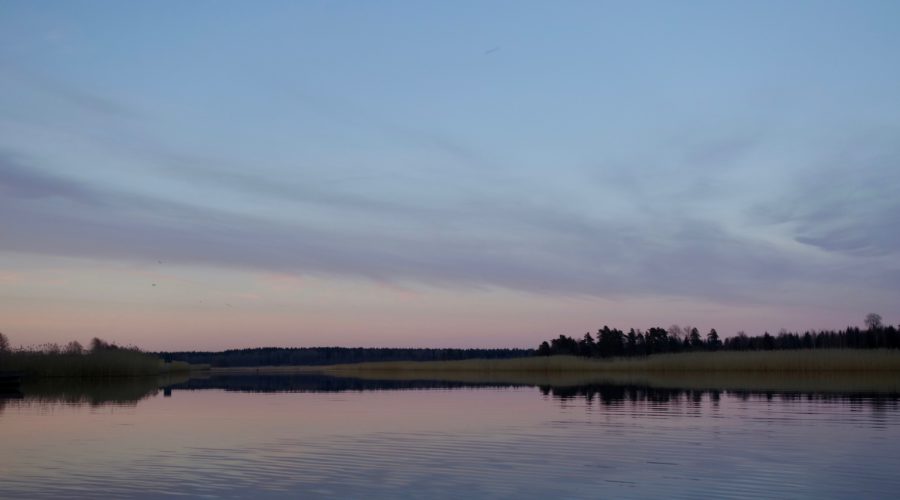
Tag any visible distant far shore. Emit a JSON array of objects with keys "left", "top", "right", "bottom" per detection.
[
  {"left": 198, "top": 349, "right": 900, "bottom": 375},
  {"left": 314, "top": 350, "right": 900, "bottom": 374},
  {"left": 201, "top": 350, "right": 900, "bottom": 394}
]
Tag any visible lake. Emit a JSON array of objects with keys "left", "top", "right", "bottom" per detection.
[{"left": 2, "top": 372, "right": 900, "bottom": 499}]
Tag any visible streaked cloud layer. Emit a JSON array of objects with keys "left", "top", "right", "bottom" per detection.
[{"left": 1, "top": 1, "right": 898, "bottom": 348}]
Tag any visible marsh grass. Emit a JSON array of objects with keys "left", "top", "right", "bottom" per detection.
[
  {"left": 321, "top": 350, "right": 900, "bottom": 375},
  {"left": 313, "top": 350, "right": 900, "bottom": 393},
  {"left": 0, "top": 351, "right": 205, "bottom": 378},
  {"left": 208, "top": 351, "right": 900, "bottom": 393},
  {"left": 321, "top": 368, "right": 900, "bottom": 394}
]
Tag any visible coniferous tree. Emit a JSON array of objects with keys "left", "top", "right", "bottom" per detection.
[
  {"left": 707, "top": 329, "right": 720, "bottom": 350},
  {"left": 690, "top": 327, "right": 703, "bottom": 348}
]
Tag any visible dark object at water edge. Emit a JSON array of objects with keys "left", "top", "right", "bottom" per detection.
[{"left": 0, "top": 371, "right": 24, "bottom": 389}]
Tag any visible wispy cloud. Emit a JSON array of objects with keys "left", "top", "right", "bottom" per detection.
[
  {"left": 2, "top": 146, "right": 888, "bottom": 307},
  {"left": 755, "top": 146, "right": 900, "bottom": 257},
  {"left": 0, "top": 151, "right": 102, "bottom": 204}
]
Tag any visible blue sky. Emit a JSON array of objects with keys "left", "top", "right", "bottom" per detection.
[{"left": 1, "top": 1, "right": 898, "bottom": 349}]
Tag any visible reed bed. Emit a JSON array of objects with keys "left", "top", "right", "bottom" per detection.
[
  {"left": 321, "top": 350, "right": 900, "bottom": 375},
  {"left": 327, "top": 369, "right": 900, "bottom": 394}
]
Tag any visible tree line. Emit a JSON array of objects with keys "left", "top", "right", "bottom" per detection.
[
  {"left": 537, "top": 313, "right": 899, "bottom": 358},
  {"left": 3, "top": 312, "right": 897, "bottom": 369},
  {"left": 158, "top": 347, "right": 533, "bottom": 367},
  {"left": 0, "top": 332, "right": 532, "bottom": 368}
]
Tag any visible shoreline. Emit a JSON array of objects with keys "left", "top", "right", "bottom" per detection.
[
  {"left": 199, "top": 351, "right": 900, "bottom": 394},
  {"left": 203, "top": 350, "right": 900, "bottom": 375},
  {"left": 317, "top": 350, "right": 900, "bottom": 374}
]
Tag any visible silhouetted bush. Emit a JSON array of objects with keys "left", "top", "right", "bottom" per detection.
[{"left": 0, "top": 337, "right": 193, "bottom": 378}]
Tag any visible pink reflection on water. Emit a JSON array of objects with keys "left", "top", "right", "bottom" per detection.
[{"left": 2, "top": 383, "right": 900, "bottom": 498}]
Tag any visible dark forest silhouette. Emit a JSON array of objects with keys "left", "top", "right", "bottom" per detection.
[
  {"left": 159, "top": 347, "right": 532, "bottom": 367},
  {"left": 537, "top": 314, "right": 899, "bottom": 358}
]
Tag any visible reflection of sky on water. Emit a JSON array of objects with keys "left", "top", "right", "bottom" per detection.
[{"left": 2, "top": 375, "right": 900, "bottom": 498}]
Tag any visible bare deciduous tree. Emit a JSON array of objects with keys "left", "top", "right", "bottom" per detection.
[
  {"left": 667, "top": 325, "right": 684, "bottom": 341},
  {"left": 90, "top": 337, "right": 109, "bottom": 352},
  {"left": 64, "top": 340, "right": 84, "bottom": 355},
  {"left": 865, "top": 313, "right": 883, "bottom": 330},
  {"left": 0, "top": 331, "right": 9, "bottom": 354},
  {"left": 42, "top": 343, "right": 61, "bottom": 355}
]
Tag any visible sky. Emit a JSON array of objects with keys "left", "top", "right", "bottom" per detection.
[{"left": 1, "top": 1, "right": 898, "bottom": 350}]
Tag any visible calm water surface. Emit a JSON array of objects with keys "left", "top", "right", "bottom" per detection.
[{"left": 2, "top": 374, "right": 900, "bottom": 499}]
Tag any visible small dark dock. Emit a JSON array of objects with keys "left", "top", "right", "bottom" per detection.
[{"left": 0, "top": 371, "right": 23, "bottom": 389}]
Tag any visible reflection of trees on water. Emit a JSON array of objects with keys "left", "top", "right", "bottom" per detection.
[
  {"left": 0, "top": 374, "right": 517, "bottom": 413},
  {"left": 166, "top": 374, "right": 514, "bottom": 393},
  {"left": 0, "top": 374, "right": 190, "bottom": 412},
  {"left": 3, "top": 373, "right": 899, "bottom": 414},
  {"left": 0, "top": 391, "right": 20, "bottom": 413},
  {"left": 539, "top": 384, "right": 900, "bottom": 411},
  {"left": 172, "top": 375, "right": 900, "bottom": 412}
]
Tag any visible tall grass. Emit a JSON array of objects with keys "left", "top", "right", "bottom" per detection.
[
  {"left": 321, "top": 350, "right": 900, "bottom": 374},
  {"left": 317, "top": 368, "right": 900, "bottom": 394},
  {"left": 0, "top": 350, "right": 201, "bottom": 378}
]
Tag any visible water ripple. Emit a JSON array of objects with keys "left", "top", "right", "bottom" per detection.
[{"left": 2, "top": 380, "right": 900, "bottom": 499}]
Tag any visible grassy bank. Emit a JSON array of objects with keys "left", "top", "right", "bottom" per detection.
[
  {"left": 320, "top": 349, "right": 900, "bottom": 374},
  {"left": 317, "top": 368, "right": 900, "bottom": 394},
  {"left": 209, "top": 350, "right": 900, "bottom": 393},
  {"left": 0, "top": 350, "right": 208, "bottom": 378}
]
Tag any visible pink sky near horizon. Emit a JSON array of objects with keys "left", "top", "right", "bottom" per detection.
[{"left": 0, "top": 253, "right": 886, "bottom": 351}]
